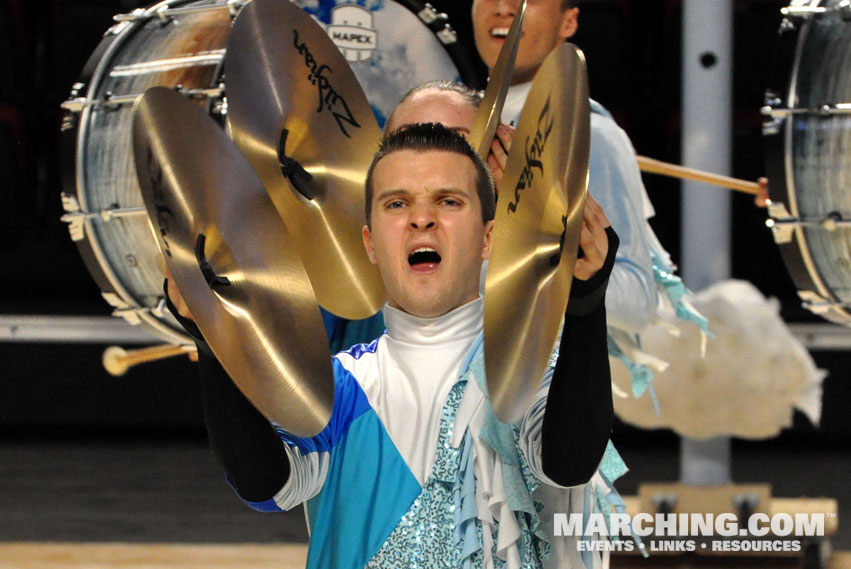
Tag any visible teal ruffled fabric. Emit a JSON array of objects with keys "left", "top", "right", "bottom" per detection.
[
  {"left": 651, "top": 251, "right": 711, "bottom": 336},
  {"left": 465, "top": 337, "right": 542, "bottom": 517},
  {"left": 607, "top": 334, "right": 660, "bottom": 414},
  {"left": 458, "top": 342, "right": 549, "bottom": 562},
  {"left": 607, "top": 249, "right": 713, "bottom": 411}
]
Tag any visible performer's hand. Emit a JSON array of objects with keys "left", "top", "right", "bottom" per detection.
[
  {"left": 164, "top": 266, "right": 195, "bottom": 323},
  {"left": 574, "top": 194, "right": 611, "bottom": 281},
  {"left": 487, "top": 123, "right": 513, "bottom": 195},
  {"left": 755, "top": 177, "right": 770, "bottom": 207}
]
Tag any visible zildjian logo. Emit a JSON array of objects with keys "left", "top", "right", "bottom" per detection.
[
  {"left": 293, "top": 29, "right": 360, "bottom": 138},
  {"left": 507, "top": 95, "right": 555, "bottom": 214}
]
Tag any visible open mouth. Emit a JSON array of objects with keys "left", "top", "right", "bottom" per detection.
[
  {"left": 408, "top": 247, "right": 442, "bottom": 268},
  {"left": 490, "top": 27, "right": 510, "bottom": 39}
]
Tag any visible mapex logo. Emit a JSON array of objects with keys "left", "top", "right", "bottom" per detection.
[{"left": 327, "top": 4, "right": 378, "bottom": 62}]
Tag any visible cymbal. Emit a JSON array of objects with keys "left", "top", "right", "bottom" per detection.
[
  {"left": 133, "top": 86, "right": 334, "bottom": 438},
  {"left": 468, "top": 0, "right": 526, "bottom": 159},
  {"left": 484, "top": 44, "right": 591, "bottom": 424},
  {"left": 225, "top": 0, "right": 385, "bottom": 320}
]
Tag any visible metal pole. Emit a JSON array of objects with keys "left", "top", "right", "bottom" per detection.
[{"left": 680, "top": 0, "right": 733, "bottom": 486}]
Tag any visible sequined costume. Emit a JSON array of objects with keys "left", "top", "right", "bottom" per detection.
[{"left": 241, "top": 298, "right": 619, "bottom": 569}]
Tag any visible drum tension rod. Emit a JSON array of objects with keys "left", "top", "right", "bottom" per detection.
[
  {"left": 761, "top": 103, "right": 851, "bottom": 117},
  {"left": 767, "top": 212, "right": 851, "bottom": 232},
  {"left": 782, "top": 0, "right": 851, "bottom": 19},
  {"left": 61, "top": 87, "right": 224, "bottom": 112},
  {"left": 113, "top": 1, "right": 247, "bottom": 24}
]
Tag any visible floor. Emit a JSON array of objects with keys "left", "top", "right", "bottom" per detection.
[{"left": 0, "top": 434, "right": 847, "bottom": 567}]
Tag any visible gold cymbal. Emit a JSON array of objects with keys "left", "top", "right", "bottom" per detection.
[
  {"left": 468, "top": 0, "right": 526, "bottom": 159},
  {"left": 133, "top": 87, "right": 334, "bottom": 438},
  {"left": 225, "top": 0, "right": 385, "bottom": 320},
  {"left": 484, "top": 44, "right": 591, "bottom": 424}
]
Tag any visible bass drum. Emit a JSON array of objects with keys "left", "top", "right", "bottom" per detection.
[
  {"left": 763, "top": 0, "right": 851, "bottom": 326},
  {"left": 60, "top": 0, "right": 480, "bottom": 343}
]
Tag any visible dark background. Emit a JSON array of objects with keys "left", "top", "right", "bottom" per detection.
[{"left": 0, "top": 0, "right": 848, "bottom": 445}]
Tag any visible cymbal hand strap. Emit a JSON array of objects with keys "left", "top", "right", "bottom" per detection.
[
  {"left": 195, "top": 233, "right": 231, "bottom": 290},
  {"left": 278, "top": 129, "right": 314, "bottom": 200}
]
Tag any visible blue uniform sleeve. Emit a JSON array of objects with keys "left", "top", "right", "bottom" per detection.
[{"left": 587, "top": 113, "right": 658, "bottom": 333}]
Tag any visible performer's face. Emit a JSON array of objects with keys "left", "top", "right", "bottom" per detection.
[
  {"left": 385, "top": 90, "right": 478, "bottom": 136},
  {"left": 363, "top": 150, "right": 494, "bottom": 318},
  {"left": 472, "top": 0, "right": 578, "bottom": 85}
]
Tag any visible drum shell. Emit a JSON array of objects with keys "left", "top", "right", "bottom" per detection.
[
  {"left": 62, "top": 0, "right": 233, "bottom": 344},
  {"left": 763, "top": 0, "right": 851, "bottom": 326}
]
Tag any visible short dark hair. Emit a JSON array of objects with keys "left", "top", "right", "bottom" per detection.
[
  {"left": 563, "top": 0, "right": 579, "bottom": 8},
  {"left": 365, "top": 122, "right": 495, "bottom": 227},
  {"left": 384, "top": 80, "right": 483, "bottom": 135}
]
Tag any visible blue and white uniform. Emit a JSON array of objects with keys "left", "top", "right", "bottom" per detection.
[{"left": 236, "top": 298, "right": 621, "bottom": 569}]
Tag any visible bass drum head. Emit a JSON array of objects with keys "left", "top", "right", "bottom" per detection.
[
  {"left": 763, "top": 0, "right": 851, "bottom": 326},
  {"left": 294, "top": 0, "right": 481, "bottom": 127},
  {"left": 62, "top": 0, "right": 480, "bottom": 343}
]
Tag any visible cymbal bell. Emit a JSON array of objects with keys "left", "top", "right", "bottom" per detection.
[
  {"left": 225, "top": 0, "right": 385, "bottom": 320},
  {"left": 468, "top": 0, "right": 525, "bottom": 159},
  {"left": 484, "top": 44, "right": 591, "bottom": 424},
  {"left": 133, "top": 86, "right": 334, "bottom": 438}
]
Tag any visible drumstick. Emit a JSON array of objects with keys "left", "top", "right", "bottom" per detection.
[
  {"left": 103, "top": 344, "right": 198, "bottom": 376},
  {"left": 636, "top": 155, "right": 761, "bottom": 195}
]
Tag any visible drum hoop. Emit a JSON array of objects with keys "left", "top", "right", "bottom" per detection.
[
  {"left": 781, "top": 4, "right": 851, "bottom": 322},
  {"left": 392, "top": 0, "right": 485, "bottom": 88},
  {"left": 71, "top": 0, "right": 232, "bottom": 343}
]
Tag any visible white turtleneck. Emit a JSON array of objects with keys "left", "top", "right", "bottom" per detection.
[{"left": 335, "top": 297, "right": 483, "bottom": 486}]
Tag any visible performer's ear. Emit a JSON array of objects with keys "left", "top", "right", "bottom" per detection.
[
  {"left": 559, "top": 7, "right": 579, "bottom": 41},
  {"left": 481, "top": 220, "right": 495, "bottom": 260},
  {"left": 363, "top": 225, "right": 378, "bottom": 264}
]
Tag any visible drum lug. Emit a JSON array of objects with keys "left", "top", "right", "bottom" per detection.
[
  {"left": 761, "top": 113, "right": 784, "bottom": 136},
  {"left": 103, "top": 294, "right": 168, "bottom": 325},
  {"left": 212, "top": 96, "right": 228, "bottom": 116},
  {"left": 112, "top": 8, "right": 147, "bottom": 27},
  {"left": 767, "top": 201, "right": 793, "bottom": 220},
  {"left": 61, "top": 82, "right": 89, "bottom": 114},
  {"left": 437, "top": 25, "right": 458, "bottom": 45},
  {"left": 61, "top": 193, "right": 85, "bottom": 241},
  {"left": 61, "top": 97, "right": 88, "bottom": 113},
  {"left": 798, "top": 291, "right": 849, "bottom": 315},
  {"left": 416, "top": 3, "right": 442, "bottom": 24},
  {"left": 227, "top": 0, "right": 246, "bottom": 18},
  {"left": 103, "top": 293, "right": 143, "bottom": 326},
  {"left": 765, "top": 202, "right": 797, "bottom": 244},
  {"left": 416, "top": 3, "right": 457, "bottom": 44}
]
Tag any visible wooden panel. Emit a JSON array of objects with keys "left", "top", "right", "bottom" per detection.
[{"left": 0, "top": 543, "right": 308, "bottom": 569}]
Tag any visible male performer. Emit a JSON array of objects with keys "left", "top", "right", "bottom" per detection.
[{"left": 169, "top": 123, "right": 618, "bottom": 568}]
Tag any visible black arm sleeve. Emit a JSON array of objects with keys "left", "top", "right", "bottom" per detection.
[
  {"left": 540, "top": 227, "right": 618, "bottom": 487},
  {"left": 164, "top": 281, "right": 291, "bottom": 502}
]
